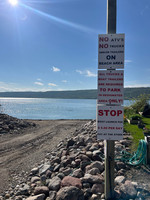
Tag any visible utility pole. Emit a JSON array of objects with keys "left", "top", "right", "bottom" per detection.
[{"left": 105, "top": 0, "right": 116, "bottom": 199}]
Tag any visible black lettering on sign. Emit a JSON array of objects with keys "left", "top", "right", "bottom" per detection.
[{"left": 106, "top": 55, "right": 116, "bottom": 60}]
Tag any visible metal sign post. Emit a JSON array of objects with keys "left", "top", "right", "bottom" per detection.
[
  {"left": 105, "top": 0, "right": 116, "bottom": 199},
  {"left": 97, "top": 0, "right": 124, "bottom": 198}
]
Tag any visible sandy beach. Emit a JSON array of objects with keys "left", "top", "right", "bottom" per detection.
[{"left": 0, "top": 119, "right": 89, "bottom": 194}]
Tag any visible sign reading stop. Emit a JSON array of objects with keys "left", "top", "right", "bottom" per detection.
[{"left": 97, "top": 105, "right": 124, "bottom": 140}]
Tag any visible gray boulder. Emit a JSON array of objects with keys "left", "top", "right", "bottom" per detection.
[
  {"left": 34, "top": 186, "right": 49, "bottom": 196},
  {"left": 39, "top": 164, "right": 51, "bottom": 176},
  {"left": 56, "top": 186, "right": 84, "bottom": 200},
  {"left": 81, "top": 174, "right": 104, "bottom": 184},
  {"left": 86, "top": 161, "right": 104, "bottom": 173},
  {"left": 115, "top": 176, "right": 126, "bottom": 185},
  {"left": 48, "top": 176, "right": 61, "bottom": 191},
  {"left": 120, "top": 180, "right": 137, "bottom": 199},
  {"left": 26, "top": 194, "right": 45, "bottom": 200},
  {"left": 16, "top": 184, "right": 30, "bottom": 196},
  {"left": 31, "top": 176, "right": 41, "bottom": 184},
  {"left": 91, "top": 183, "right": 104, "bottom": 194},
  {"left": 48, "top": 191, "right": 56, "bottom": 200}
]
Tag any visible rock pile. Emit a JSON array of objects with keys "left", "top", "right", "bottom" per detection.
[
  {"left": 1, "top": 120, "right": 150, "bottom": 199},
  {"left": 0, "top": 114, "right": 36, "bottom": 134}
]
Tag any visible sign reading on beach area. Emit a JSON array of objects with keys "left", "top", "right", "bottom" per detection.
[
  {"left": 97, "top": 70, "right": 124, "bottom": 105},
  {"left": 98, "top": 34, "right": 125, "bottom": 69},
  {"left": 97, "top": 105, "right": 124, "bottom": 140}
]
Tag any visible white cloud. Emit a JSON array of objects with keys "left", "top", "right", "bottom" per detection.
[
  {"left": 0, "top": 82, "right": 21, "bottom": 92},
  {"left": 125, "top": 83, "right": 150, "bottom": 88},
  {"left": 76, "top": 70, "right": 84, "bottom": 74},
  {"left": 48, "top": 83, "right": 57, "bottom": 87},
  {"left": 85, "top": 70, "right": 97, "bottom": 77},
  {"left": 125, "top": 80, "right": 150, "bottom": 87},
  {"left": 125, "top": 60, "right": 132, "bottom": 67},
  {"left": 125, "top": 60, "right": 132, "bottom": 63},
  {"left": 34, "top": 82, "right": 44, "bottom": 86},
  {"left": 0, "top": 82, "right": 39, "bottom": 92},
  {"left": 52, "top": 66, "right": 60, "bottom": 72},
  {"left": 37, "top": 78, "right": 42, "bottom": 81},
  {"left": 0, "top": 81, "right": 61, "bottom": 92},
  {"left": 76, "top": 69, "right": 97, "bottom": 77},
  {"left": 62, "top": 80, "right": 67, "bottom": 83}
]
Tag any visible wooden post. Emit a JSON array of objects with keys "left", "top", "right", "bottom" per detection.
[{"left": 105, "top": 0, "right": 116, "bottom": 199}]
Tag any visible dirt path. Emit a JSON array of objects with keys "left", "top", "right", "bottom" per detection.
[{"left": 0, "top": 119, "right": 89, "bottom": 194}]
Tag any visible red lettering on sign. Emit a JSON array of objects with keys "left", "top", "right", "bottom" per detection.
[
  {"left": 104, "top": 110, "right": 109, "bottom": 116},
  {"left": 99, "top": 37, "right": 109, "bottom": 42},
  {"left": 100, "top": 88, "right": 106, "bottom": 92},
  {"left": 117, "top": 110, "right": 122, "bottom": 116},
  {"left": 98, "top": 110, "right": 122, "bottom": 117},
  {"left": 110, "top": 110, "right": 116, "bottom": 116},
  {"left": 99, "top": 44, "right": 108, "bottom": 48},
  {"left": 98, "top": 110, "right": 103, "bottom": 116},
  {"left": 108, "top": 88, "right": 121, "bottom": 92}
]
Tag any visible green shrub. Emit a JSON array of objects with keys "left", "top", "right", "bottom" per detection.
[
  {"left": 124, "top": 106, "right": 136, "bottom": 119},
  {"left": 130, "top": 114, "right": 142, "bottom": 121},
  {"left": 124, "top": 122, "right": 144, "bottom": 151},
  {"left": 131, "top": 94, "right": 150, "bottom": 113}
]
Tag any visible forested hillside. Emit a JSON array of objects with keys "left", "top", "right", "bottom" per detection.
[
  {"left": 0, "top": 88, "right": 150, "bottom": 99},
  {"left": 124, "top": 87, "right": 150, "bottom": 99}
]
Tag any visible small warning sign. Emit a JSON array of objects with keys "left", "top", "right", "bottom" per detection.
[
  {"left": 97, "top": 70, "right": 124, "bottom": 105},
  {"left": 98, "top": 34, "right": 125, "bottom": 69},
  {"left": 97, "top": 105, "right": 124, "bottom": 140}
]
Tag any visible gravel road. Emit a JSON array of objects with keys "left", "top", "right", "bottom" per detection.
[{"left": 0, "top": 119, "right": 89, "bottom": 194}]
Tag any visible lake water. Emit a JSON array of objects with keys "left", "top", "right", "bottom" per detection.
[{"left": 0, "top": 98, "right": 132, "bottom": 120}]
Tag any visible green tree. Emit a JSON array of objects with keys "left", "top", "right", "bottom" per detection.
[{"left": 131, "top": 94, "right": 150, "bottom": 114}]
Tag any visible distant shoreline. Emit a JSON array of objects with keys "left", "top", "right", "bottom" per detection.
[{"left": 0, "top": 87, "right": 150, "bottom": 99}]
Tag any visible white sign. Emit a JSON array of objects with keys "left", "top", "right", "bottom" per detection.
[
  {"left": 97, "top": 105, "right": 124, "bottom": 140},
  {"left": 97, "top": 70, "right": 124, "bottom": 105},
  {"left": 98, "top": 34, "right": 125, "bottom": 69}
]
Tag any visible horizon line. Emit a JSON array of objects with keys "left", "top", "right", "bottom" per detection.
[{"left": 0, "top": 87, "right": 150, "bottom": 93}]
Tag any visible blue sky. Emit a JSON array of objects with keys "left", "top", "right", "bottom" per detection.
[{"left": 0, "top": 0, "right": 150, "bottom": 92}]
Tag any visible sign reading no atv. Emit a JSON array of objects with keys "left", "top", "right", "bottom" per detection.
[{"left": 98, "top": 34, "right": 125, "bottom": 69}]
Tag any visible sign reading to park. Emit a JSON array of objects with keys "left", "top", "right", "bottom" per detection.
[
  {"left": 97, "top": 70, "right": 124, "bottom": 105},
  {"left": 98, "top": 34, "right": 125, "bottom": 69},
  {"left": 97, "top": 105, "right": 124, "bottom": 140}
]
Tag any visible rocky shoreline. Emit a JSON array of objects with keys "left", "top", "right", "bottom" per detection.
[
  {"left": 0, "top": 114, "right": 36, "bottom": 135},
  {"left": 0, "top": 118, "right": 150, "bottom": 200}
]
